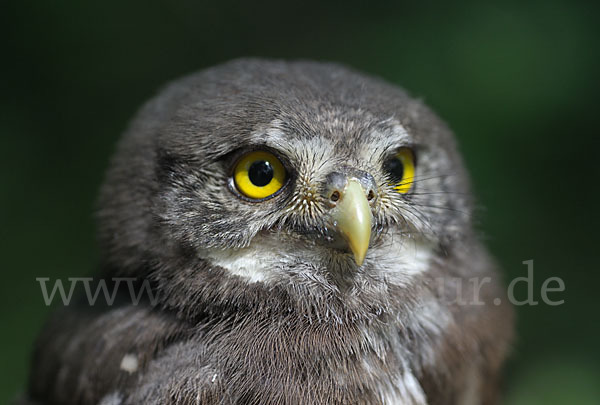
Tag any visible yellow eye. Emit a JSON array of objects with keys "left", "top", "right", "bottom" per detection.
[
  {"left": 233, "top": 151, "right": 287, "bottom": 200},
  {"left": 383, "top": 147, "right": 416, "bottom": 194}
]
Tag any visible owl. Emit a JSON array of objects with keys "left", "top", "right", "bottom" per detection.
[{"left": 22, "top": 59, "right": 513, "bottom": 405}]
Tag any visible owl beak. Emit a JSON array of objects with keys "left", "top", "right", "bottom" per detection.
[{"left": 330, "top": 180, "right": 372, "bottom": 266}]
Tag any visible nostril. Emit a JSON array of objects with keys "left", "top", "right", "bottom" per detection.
[
  {"left": 367, "top": 190, "right": 376, "bottom": 201},
  {"left": 330, "top": 190, "right": 341, "bottom": 202}
]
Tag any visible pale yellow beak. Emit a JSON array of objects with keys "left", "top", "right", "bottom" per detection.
[{"left": 330, "top": 180, "right": 372, "bottom": 266}]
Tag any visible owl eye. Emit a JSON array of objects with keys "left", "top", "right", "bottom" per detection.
[
  {"left": 233, "top": 151, "right": 287, "bottom": 200},
  {"left": 383, "top": 147, "right": 415, "bottom": 194}
]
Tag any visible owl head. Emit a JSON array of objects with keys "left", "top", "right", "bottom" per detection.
[{"left": 97, "top": 59, "right": 473, "bottom": 318}]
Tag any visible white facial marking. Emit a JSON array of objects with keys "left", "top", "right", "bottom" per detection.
[
  {"left": 203, "top": 233, "right": 433, "bottom": 286},
  {"left": 200, "top": 243, "right": 274, "bottom": 283},
  {"left": 360, "top": 121, "right": 411, "bottom": 162},
  {"left": 370, "top": 236, "right": 434, "bottom": 284}
]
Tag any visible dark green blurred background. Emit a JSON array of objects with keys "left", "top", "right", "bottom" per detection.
[{"left": 1, "top": 0, "right": 599, "bottom": 403}]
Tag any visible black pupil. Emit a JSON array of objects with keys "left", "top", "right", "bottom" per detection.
[
  {"left": 384, "top": 158, "right": 404, "bottom": 182},
  {"left": 248, "top": 160, "right": 274, "bottom": 187}
]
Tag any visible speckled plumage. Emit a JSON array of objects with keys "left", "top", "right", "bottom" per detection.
[{"left": 22, "top": 59, "right": 513, "bottom": 404}]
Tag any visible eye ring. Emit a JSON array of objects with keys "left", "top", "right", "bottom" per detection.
[
  {"left": 231, "top": 150, "right": 287, "bottom": 201},
  {"left": 383, "top": 147, "right": 416, "bottom": 194}
]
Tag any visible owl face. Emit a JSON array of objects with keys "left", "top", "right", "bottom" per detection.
[{"left": 99, "top": 60, "right": 472, "bottom": 291}]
